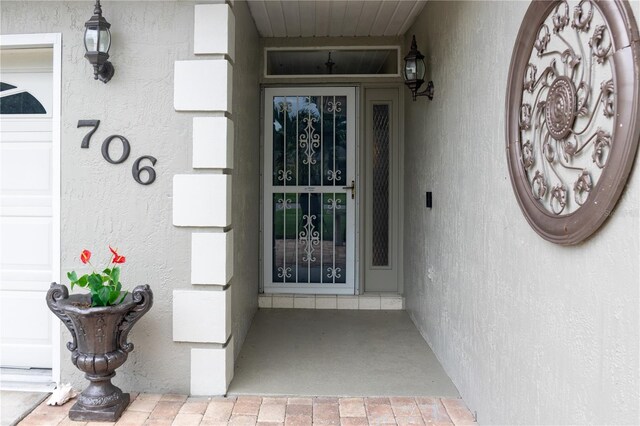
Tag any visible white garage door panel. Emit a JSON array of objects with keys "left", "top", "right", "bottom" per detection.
[
  {"left": 0, "top": 344, "right": 52, "bottom": 369},
  {"left": 0, "top": 48, "right": 53, "bottom": 70},
  {"left": 0, "top": 119, "right": 52, "bottom": 132},
  {"left": 1, "top": 291, "right": 52, "bottom": 368},
  {"left": 1, "top": 130, "right": 52, "bottom": 143},
  {"left": 0, "top": 201, "right": 53, "bottom": 217},
  {"left": 0, "top": 218, "right": 52, "bottom": 269},
  {"left": 1, "top": 292, "right": 51, "bottom": 339},
  {"left": 1, "top": 144, "right": 52, "bottom": 192},
  {"left": 0, "top": 276, "right": 52, "bottom": 290}
]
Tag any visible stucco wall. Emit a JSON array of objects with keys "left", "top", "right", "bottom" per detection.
[
  {"left": 231, "top": 0, "right": 260, "bottom": 359},
  {"left": 403, "top": 2, "right": 640, "bottom": 424},
  {"left": 1, "top": 1, "right": 196, "bottom": 393}
]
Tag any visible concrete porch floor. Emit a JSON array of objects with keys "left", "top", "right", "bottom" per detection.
[
  {"left": 16, "top": 310, "right": 476, "bottom": 425},
  {"left": 228, "top": 309, "right": 459, "bottom": 397}
]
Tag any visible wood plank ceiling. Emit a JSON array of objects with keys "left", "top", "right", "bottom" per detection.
[{"left": 247, "top": 1, "right": 427, "bottom": 38}]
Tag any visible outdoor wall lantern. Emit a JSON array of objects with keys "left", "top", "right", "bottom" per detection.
[
  {"left": 84, "top": 0, "right": 114, "bottom": 83},
  {"left": 403, "top": 35, "right": 434, "bottom": 101}
]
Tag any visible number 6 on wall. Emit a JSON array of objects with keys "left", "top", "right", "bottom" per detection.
[{"left": 132, "top": 156, "right": 157, "bottom": 185}]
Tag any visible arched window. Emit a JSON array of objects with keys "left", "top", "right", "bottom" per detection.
[
  {"left": 0, "top": 82, "right": 17, "bottom": 91},
  {"left": 0, "top": 81, "right": 46, "bottom": 114}
]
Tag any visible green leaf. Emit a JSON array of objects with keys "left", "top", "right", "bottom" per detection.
[
  {"left": 111, "top": 267, "right": 120, "bottom": 288},
  {"left": 102, "top": 275, "right": 110, "bottom": 283},
  {"left": 102, "top": 268, "right": 112, "bottom": 275},
  {"left": 77, "top": 275, "right": 88, "bottom": 288},
  {"left": 108, "top": 288, "right": 120, "bottom": 305},
  {"left": 88, "top": 273, "right": 103, "bottom": 292},
  {"left": 91, "top": 291, "right": 107, "bottom": 307},
  {"left": 98, "top": 286, "right": 111, "bottom": 306},
  {"left": 67, "top": 271, "right": 78, "bottom": 283},
  {"left": 117, "top": 291, "right": 128, "bottom": 305}
]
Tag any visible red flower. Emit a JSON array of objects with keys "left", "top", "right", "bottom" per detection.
[
  {"left": 109, "top": 246, "right": 126, "bottom": 264},
  {"left": 80, "top": 250, "right": 91, "bottom": 264}
]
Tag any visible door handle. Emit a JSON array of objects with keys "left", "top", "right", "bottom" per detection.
[{"left": 342, "top": 180, "right": 356, "bottom": 199}]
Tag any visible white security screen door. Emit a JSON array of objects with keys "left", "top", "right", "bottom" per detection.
[{"left": 264, "top": 87, "right": 356, "bottom": 294}]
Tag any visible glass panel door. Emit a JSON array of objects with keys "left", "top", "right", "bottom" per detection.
[
  {"left": 364, "top": 88, "right": 401, "bottom": 293},
  {"left": 264, "top": 87, "right": 356, "bottom": 294}
]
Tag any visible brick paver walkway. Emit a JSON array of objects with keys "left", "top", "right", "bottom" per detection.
[{"left": 19, "top": 394, "right": 477, "bottom": 425}]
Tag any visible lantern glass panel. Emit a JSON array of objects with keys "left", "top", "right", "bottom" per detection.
[
  {"left": 416, "top": 58, "right": 426, "bottom": 81},
  {"left": 85, "top": 27, "right": 98, "bottom": 52},
  {"left": 98, "top": 28, "right": 111, "bottom": 53},
  {"left": 404, "top": 58, "right": 417, "bottom": 81}
]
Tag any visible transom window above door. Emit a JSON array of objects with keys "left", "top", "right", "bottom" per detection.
[{"left": 265, "top": 47, "right": 401, "bottom": 78}]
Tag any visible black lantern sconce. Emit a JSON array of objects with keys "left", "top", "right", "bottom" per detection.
[
  {"left": 84, "top": 0, "right": 114, "bottom": 83},
  {"left": 403, "top": 35, "right": 434, "bottom": 101}
]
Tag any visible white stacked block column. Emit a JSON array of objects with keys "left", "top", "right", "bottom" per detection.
[{"left": 172, "top": 2, "right": 236, "bottom": 396}]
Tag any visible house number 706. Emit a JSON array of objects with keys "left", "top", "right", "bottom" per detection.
[{"left": 77, "top": 120, "right": 157, "bottom": 185}]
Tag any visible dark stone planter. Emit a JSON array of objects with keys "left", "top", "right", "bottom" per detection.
[{"left": 46, "top": 283, "right": 153, "bottom": 422}]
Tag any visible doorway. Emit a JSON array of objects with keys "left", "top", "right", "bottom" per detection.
[{"left": 262, "top": 86, "right": 403, "bottom": 296}]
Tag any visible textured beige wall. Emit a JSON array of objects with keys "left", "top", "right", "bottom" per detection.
[
  {"left": 231, "top": 0, "right": 260, "bottom": 359},
  {"left": 403, "top": 2, "right": 640, "bottom": 424},
  {"left": 1, "top": 1, "right": 195, "bottom": 393}
]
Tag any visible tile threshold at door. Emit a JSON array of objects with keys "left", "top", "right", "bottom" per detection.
[
  {"left": 259, "top": 294, "right": 404, "bottom": 310},
  {"left": 18, "top": 394, "right": 477, "bottom": 425}
]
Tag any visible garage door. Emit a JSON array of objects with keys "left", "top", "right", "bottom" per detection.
[{"left": 0, "top": 48, "right": 55, "bottom": 369}]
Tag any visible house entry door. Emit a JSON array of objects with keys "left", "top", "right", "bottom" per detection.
[{"left": 263, "top": 87, "right": 356, "bottom": 294}]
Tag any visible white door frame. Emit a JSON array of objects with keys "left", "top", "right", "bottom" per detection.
[
  {"left": 0, "top": 33, "right": 62, "bottom": 385},
  {"left": 263, "top": 87, "right": 357, "bottom": 294}
]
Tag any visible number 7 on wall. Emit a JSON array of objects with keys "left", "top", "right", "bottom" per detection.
[{"left": 77, "top": 119, "right": 100, "bottom": 148}]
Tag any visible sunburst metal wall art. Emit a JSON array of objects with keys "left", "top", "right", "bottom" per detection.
[{"left": 505, "top": 0, "right": 640, "bottom": 244}]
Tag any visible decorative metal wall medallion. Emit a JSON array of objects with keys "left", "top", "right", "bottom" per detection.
[{"left": 506, "top": 0, "right": 640, "bottom": 244}]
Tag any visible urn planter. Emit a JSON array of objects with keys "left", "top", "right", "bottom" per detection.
[{"left": 46, "top": 283, "right": 153, "bottom": 422}]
